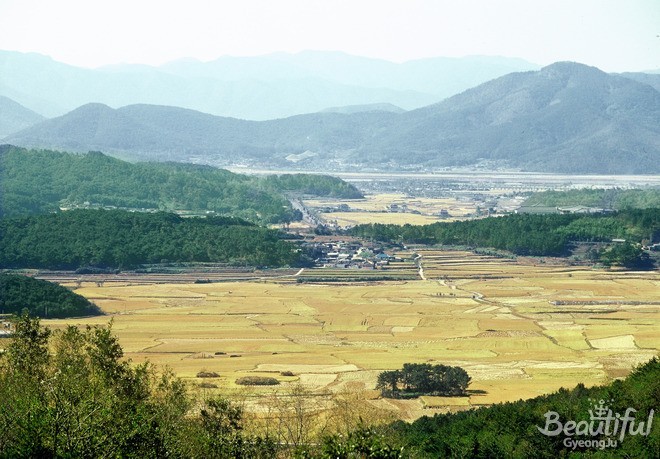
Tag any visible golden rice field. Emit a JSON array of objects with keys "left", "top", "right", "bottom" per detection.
[
  {"left": 47, "top": 250, "right": 659, "bottom": 421},
  {"left": 305, "top": 193, "right": 476, "bottom": 227},
  {"left": 322, "top": 211, "right": 439, "bottom": 227}
]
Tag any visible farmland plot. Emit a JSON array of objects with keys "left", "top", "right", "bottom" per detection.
[
  {"left": 305, "top": 193, "right": 477, "bottom": 228},
  {"left": 44, "top": 251, "right": 659, "bottom": 421}
]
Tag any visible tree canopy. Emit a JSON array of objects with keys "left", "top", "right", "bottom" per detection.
[
  {"left": 0, "top": 209, "right": 301, "bottom": 270},
  {"left": 0, "top": 315, "right": 276, "bottom": 458},
  {"left": 0, "top": 273, "right": 101, "bottom": 318},
  {"left": 377, "top": 363, "right": 471, "bottom": 398},
  {"left": 350, "top": 209, "right": 660, "bottom": 261},
  {"left": 264, "top": 173, "right": 363, "bottom": 199}
]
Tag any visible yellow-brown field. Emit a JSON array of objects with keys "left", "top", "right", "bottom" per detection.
[
  {"left": 322, "top": 211, "right": 439, "bottom": 227},
  {"left": 47, "top": 251, "right": 659, "bottom": 421},
  {"left": 306, "top": 193, "right": 475, "bottom": 216},
  {"left": 305, "top": 193, "right": 477, "bottom": 227}
]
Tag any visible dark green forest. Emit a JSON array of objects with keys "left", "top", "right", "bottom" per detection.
[
  {"left": 523, "top": 188, "right": 660, "bottom": 210},
  {"left": 0, "top": 273, "right": 101, "bottom": 318},
  {"left": 0, "top": 146, "right": 361, "bottom": 223},
  {"left": 350, "top": 209, "right": 660, "bottom": 263},
  {"left": 0, "top": 209, "right": 300, "bottom": 270}
]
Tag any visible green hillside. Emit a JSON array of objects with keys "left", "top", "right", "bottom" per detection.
[
  {"left": 0, "top": 209, "right": 300, "bottom": 270},
  {"left": 264, "top": 173, "right": 364, "bottom": 198},
  {"left": 0, "top": 146, "right": 362, "bottom": 222}
]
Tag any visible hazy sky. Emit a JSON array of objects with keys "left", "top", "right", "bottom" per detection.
[{"left": 1, "top": 0, "right": 658, "bottom": 71}]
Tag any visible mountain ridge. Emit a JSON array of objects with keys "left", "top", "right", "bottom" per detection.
[
  {"left": 0, "top": 49, "right": 539, "bottom": 120},
  {"left": 6, "top": 61, "right": 660, "bottom": 174},
  {"left": 0, "top": 96, "right": 45, "bottom": 138}
]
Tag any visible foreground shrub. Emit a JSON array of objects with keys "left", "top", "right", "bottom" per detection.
[
  {"left": 318, "top": 426, "right": 404, "bottom": 458},
  {"left": 0, "top": 314, "right": 277, "bottom": 458}
]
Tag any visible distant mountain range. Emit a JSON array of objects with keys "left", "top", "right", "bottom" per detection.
[
  {"left": 320, "top": 103, "right": 406, "bottom": 114},
  {"left": 0, "top": 50, "right": 538, "bottom": 120},
  {"left": 5, "top": 62, "right": 660, "bottom": 174},
  {"left": 0, "top": 96, "right": 45, "bottom": 138},
  {"left": 620, "top": 72, "right": 660, "bottom": 93}
]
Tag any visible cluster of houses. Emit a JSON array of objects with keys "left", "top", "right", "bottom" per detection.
[{"left": 307, "top": 241, "right": 399, "bottom": 269}]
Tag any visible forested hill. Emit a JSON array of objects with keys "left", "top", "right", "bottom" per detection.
[
  {"left": 0, "top": 146, "right": 362, "bottom": 221},
  {"left": 523, "top": 188, "right": 660, "bottom": 210},
  {"left": 0, "top": 273, "right": 101, "bottom": 318},
  {"left": 351, "top": 209, "right": 659, "bottom": 266},
  {"left": 264, "top": 173, "right": 363, "bottom": 198},
  {"left": 0, "top": 210, "right": 301, "bottom": 270}
]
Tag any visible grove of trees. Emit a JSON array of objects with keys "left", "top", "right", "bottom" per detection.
[
  {"left": 377, "top": 363, "right": 471, "bottom": 398},
  {"left": 264, "top": 173, "right": 364, "bottom": 199},
  {"left": 598, "top": 242, "right": 653, "bottom": 269},
  {"left": 0, "top": 315, "right": 404, "bottom": 458}
]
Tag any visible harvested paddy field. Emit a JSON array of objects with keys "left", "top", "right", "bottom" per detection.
[
  {"left": 305, "top": 193, "right": 476, "bottom": 228},
  {"left": 46, "top": 250, "right": 659, "bottom": 421},
  {"left": 321, "top": 211, "right": 439, "bottom": 227}
]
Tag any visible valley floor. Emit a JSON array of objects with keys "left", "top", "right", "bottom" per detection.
[{"left": 41, "top": 249, "right": 660, "bottom": 421}]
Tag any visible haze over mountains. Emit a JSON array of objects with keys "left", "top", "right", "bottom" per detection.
[
  {"left": 6, "top": 61, "right": 660, "bottom": 174},
  {"left": 0, "top": 50, "right": 539, "bottom": 120},
  {"left": 0, "top": 96, "right": 45, "bottom": 138}
]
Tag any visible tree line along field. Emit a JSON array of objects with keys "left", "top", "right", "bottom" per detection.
[{"left": 41, "top": 249, "right": 659, "bottom": 421}]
